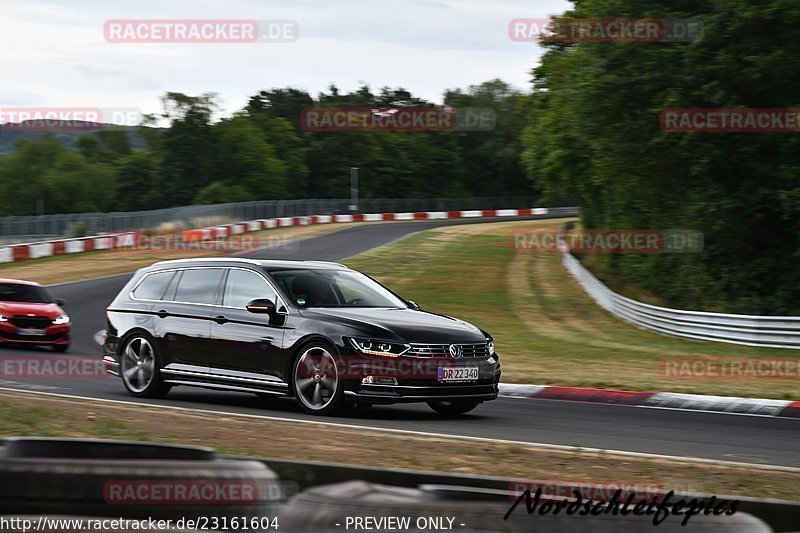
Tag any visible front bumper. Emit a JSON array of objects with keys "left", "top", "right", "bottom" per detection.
[
  {"left": 345, "top": 380, "right": 500, "bottom": 404},
  {"left": 0, "top": 323, "right": 70, "bottom": 345},
  {"left": 343, "top": 353, "right": 501, "bottom": 405}
]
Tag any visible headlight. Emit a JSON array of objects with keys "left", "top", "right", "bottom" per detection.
[
  {"left": 349, "top": 338, "right": 410, "bottom": 357},
  {"left": 0, "top": 315, "right": 6, "bottom": 322},
  {"left": 53, "top": 314, "right": 70, "bottom": 325},
  {"left": 487, "top": 339, "right": 495, "bottom": 354}
]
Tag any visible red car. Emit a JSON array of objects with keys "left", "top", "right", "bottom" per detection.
[{"left": 0, "top": 279, "right": 70, "bottom": 352}]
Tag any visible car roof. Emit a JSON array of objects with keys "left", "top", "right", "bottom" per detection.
[
  {"left": 0, "top": 278, "right": 42, "bottom": 287},
  {"left": 149, "top": 257, "right": 349, "bottom": 271}
]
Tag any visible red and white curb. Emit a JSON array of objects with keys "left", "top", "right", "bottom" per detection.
[
  {"left": 498, "top": 384, "right": 800, "bottom": 418},
  {"left": 0, "top": 207, "right": 551, "bottom": 265}
]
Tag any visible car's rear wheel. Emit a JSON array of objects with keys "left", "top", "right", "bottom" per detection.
[
  {"left": 120, "top": 334, "right": 171, "bottom": 398},
  {"left": 427, "top": 399, "right": 480, "bottom": 415},
  {"left": 292, "top": 342, "right": 344, "bottom": 416}
]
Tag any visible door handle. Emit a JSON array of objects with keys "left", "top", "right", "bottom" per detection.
[
  {"left": 156, "top": 309, "right": 169, "bottom": 318},
  {"left": 214, "top": 315, "right": 229, "bottom": 324}
]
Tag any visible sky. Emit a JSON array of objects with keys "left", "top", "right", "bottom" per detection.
[{"left": 1, "top": 0, "right": 570, "bottom": 123}]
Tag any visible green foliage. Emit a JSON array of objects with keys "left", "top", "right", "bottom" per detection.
[
  {"left": 194, "top": 181, "right": 254, "bottom": 204},
  {"left": 0, "top": 84, "right": 533, "bottom": 218}
]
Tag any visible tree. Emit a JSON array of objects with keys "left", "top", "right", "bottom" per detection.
[{"left": 522, "top": 0, "right": 800, "bottom": 314}]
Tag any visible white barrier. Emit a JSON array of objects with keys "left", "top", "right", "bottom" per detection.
[{"left": 563, "top": 253, "right": 800, "bottom": 349}]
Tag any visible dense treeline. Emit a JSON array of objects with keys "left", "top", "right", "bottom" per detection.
[
  {"left": 0, "top": 80, "right": 533, "bottom": 216},
  {"left": 523, "top": 0, "right": 800, "bottom": 314}
]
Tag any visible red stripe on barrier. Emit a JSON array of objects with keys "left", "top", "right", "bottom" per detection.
[
  {"left": 778, "top": 401, "right": 800, "bottom": 419},
  {"left": 534, "top": 386, "right": 656, "bottom": 406},
  {"left": 352, "top": 214, "right": 364, "bottom": 222},
  {"left": 384, "top": 213, "right": 396, "bottom": 221},
  {"left": 413, "top": 212, "right": 427, "bottom": 219},
  {"left": 482, "top": 209, "right": 497, "bottom": 217},
  {"left": 447, "top": 211, "right": 460, "bottom": 218},
  {"left": 83, "top": 238, "right": 94, "bottom": 252},
  {"left": 519, "top": 208, "right": 532, "bottom": 216},
  {"left": 52, "top": 242, "right": 66, "bottom": 255},
  {"left": 12, "top": 246, "right": 29, "bottom": 261}
]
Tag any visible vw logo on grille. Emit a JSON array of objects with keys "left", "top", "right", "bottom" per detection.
[{"left": 448, "top": 344, "right": 463, "bottom": 358}]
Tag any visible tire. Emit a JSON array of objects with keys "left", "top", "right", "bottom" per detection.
[
  {"left": 0, "top": 437, "right": 282, "bottom": 520},
  {"left": 52, "top": 343, "right": 70, "bottom": 353},
  {"left": 427, "top": 399, "right": 481, "bottom": 415},
  {"left": 119, "top": 333, "right": 171, "bottom": 399},
  {"left": 291, "top": 341, "right": 345, "bottom": 416}
]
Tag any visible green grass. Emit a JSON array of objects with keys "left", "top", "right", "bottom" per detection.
[{"left": 344, "top": 220, "right": 799, "bottom": 399}]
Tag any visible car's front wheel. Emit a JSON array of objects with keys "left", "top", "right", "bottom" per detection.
[
  {"left": 427, "top": 399, "right": 480, "bottom": 415},
  {"left": 120, "top": 334, "right": 171, "bottom": 398},
  {"left": 292, "top": 342, "right": 344, "bottom": 416}
]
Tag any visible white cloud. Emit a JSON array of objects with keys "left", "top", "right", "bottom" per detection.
[{"left": 0, "top": 0, "right": 570, "bottom": 123}]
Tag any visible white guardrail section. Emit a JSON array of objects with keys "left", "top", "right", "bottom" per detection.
[{"left": 562, "top": 253, "right": 800, "bottom": 349}]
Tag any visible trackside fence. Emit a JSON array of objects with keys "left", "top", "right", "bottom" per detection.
[{"left": 563, "top": 253, "right": 800, "bottom": 349}]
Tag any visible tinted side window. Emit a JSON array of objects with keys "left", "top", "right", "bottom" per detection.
[
  {"left": 132, "top": 271, "right": 175, "bottom": 300},
  {"left": 174, "top": 269, "right": 223, "bottom": 305},
  {"left": 223, "top": 269, "right": 277, "bottom": 308}
]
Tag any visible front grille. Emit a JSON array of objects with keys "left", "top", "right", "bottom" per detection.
[
  {"left": 10, "top": 316, "right": 52, "bottom": 329},
  {"left": 408, "top": 342, "right": 489, "bottom": 358}
]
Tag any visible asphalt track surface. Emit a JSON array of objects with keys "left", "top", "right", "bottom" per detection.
[{"left": 0, "top": 216, "right": 798, "bottom": 468}]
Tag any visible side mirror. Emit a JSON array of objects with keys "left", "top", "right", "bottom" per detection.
[
  {"left": 53, "top": 298, "right": 66, "bottom": 307},
  {"left": 407, "top": 300, "right": 420, "bottom": 310},
  {"left": 246, "top": 298, "right": 276, "bottom": 315}
]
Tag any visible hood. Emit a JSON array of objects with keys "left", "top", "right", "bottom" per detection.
[
  {"left": 0, "top": 302, "right": 63, "bottom": 317},
  {"left": 298, "top": 307, "right": 487, "bottom": 343}
]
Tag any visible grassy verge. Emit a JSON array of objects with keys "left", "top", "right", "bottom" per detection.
[
  {"left": 0, "top": 391, "right": 796, "bottom": 501},
  {"left": 344, "top": 219, "right": 799, "bottom": 399},
  {"left": 0, "top": 224, "right": 343, "bottom": 286}
]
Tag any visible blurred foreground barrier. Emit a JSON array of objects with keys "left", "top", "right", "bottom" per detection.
[
  {"left": 0, "top": 437, "right": 283, "bottom": 520},
  {"left": 259, "top": 458, "right": 794, "bottom": 532},
  {"left": 562, "top": 253, "right": 800, "bottom": 349}
]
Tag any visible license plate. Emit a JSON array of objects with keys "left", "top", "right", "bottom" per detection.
[
  {"left": 438, "top": 366, "right": 479, "bottom": 382},
  {"left": 17, "top": 328, "right": 46, "bottom": 336}
]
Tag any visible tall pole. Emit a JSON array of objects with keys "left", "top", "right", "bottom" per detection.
[{"left": 350, "top": 167, "right": 359, "bottom": 213}]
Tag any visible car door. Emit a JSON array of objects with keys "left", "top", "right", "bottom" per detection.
[
  {"left": 208, "top": 267, "right": 287, "bottom": 383},
  {"left": 151, "top": 267, "right": 224, "bottom": 373}
]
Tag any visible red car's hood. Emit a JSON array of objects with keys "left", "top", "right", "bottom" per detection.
[{"left": 0, "top": 302, "right": 63, "bottom": 317}]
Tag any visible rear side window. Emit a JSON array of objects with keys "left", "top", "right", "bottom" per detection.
[
  {"left": 132, "top": 271, "right": 174, "bottom": 301},
  {"left": 174, "top": 269, "right": 224, "bottom": 305}
]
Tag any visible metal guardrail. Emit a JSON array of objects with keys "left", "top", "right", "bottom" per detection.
[
  {"left": 0, "top": 196, "right": 541, "bottom": 239},
  {"left": 563, "top": 253, "right": 800, "bottom": 349}
]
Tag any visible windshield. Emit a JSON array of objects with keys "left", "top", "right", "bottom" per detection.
[
  {"left": 0, "top": 283, "right": 52, "bottom": 303},
  {"left": 270, "top": 269, "right": 408, "bottom": 308}
]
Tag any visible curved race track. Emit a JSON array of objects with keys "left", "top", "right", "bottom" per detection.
[{"left": 0, "top": 216, "right": 798, "bottom": 468}]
